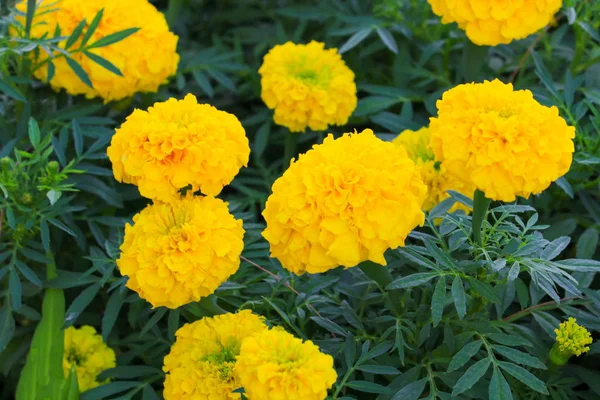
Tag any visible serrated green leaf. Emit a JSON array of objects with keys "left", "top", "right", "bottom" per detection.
[
  {"left": 338, "top": 27, "right": 372, "bottom": 54},
  {"left": 448, "top": 340, "right": 483, "bottom": 372},
  {"left": 469, "top": 279, "right": 499, "bottom": 303},
  {"left": 9, "top": 269, "right": 22, "bottom": 312},
  {"left": 102, "top": 288, "right": 126, "bottom": 341},
  {"left": 345, "top": 381, "right": 391, "bottom": 394},
  {"left": 452, "top": 357, "right": 491, "bottom": 396},
  {"left": 498, "top": 361, "right": 548, "bottom": 394},
  {"left": 83, "top": 51, "right": 123, "bottom": 76},
  {"left": 28, "top": 118, "right": 40, "bottom": 149},
  {"left": 387, "top": 272, "right": 438, "bottom": 289},
  {"left": 140, "top": 308, "right": 167, "bottom": 337},
  {"left": 88, "top": 27, "right": 140, "bottom": 48},
  {"left": 0, "top": 78, "right": 27, "bottom": 102},
  {"left": 431, "top": 277, "right": 446, "bottom": 327},
  {"left": 489, "top": 367, "right": 513, "bottom": 400},
  {"left": 492, "top": 345, "right": 546, "bottom": 369},
  {"left": 65, "top": 19, "right": 87, "bottom": 49},
  {"left": 64, "top": 283, "right": 101, "bottom": 327},
  {"left": 15, "top": 261, "right": 42, "bottom": 287},
  {"left": 310, "top": 316, "right": 348, "bottom": 337},
  {"left": 577, "top": 228, "right": 598, "bottom": 259},
  {"left": 451, "top": 276, "right": 467, "bottom": 319},
  {"left": 357, "top": 364, "right": 401, "bottom": 375},
  {"left": 391, "top": 378, "right": 428, "bottom": 400},
  {"left": 65, "top": 57, "right": 93, "bottom": 88},
  {"left": 80, "top": 9, "right": 104, "bottom": 47},
  {"left": 375, "top": 26, "right": 398, "bottom": 53}
]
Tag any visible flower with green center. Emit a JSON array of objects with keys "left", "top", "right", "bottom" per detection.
[{"left": 550, "top": 317, "right": 593, "bottom": 366}]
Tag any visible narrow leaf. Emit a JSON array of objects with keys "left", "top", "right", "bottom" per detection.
[
  {"left": 448, "top": 340, "right": 483, "bottom": 372},
  {"left": 498, "top": 361, "right": 548, "bottom": 394},
  {"left": 451, "top": 357, "right": 491, "bottom": 396}
]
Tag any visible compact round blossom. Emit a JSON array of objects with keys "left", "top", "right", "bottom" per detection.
[
  {"left": 63, "top": 326, "right": 116, "bottom": 392},
  {"left": 550, "top": 318, "right": 593, "bottom": 366},
  {"left": 15, "top": 0, "right": 179, "bottom": 101},
  {"left": 235, "top": 327, "right": 337, "bottom": 400},
  {"left": 107, "top": 94, "right": 250, "bottom": 201},
  {"left": 116, "top": 195, "right": 244, "bottom": 309},
  {"left": 427, "top": 0, "right": 562, "bottom": 45},
  {"left": 163, "top": 310, "right": 267, "bottom": 399},
  {"left": 393, "top": 127, "right": 475, "bottom": 213},
  {"left": 262, "top": 129, "right": 426, "bottom": 274},
  {"left": 259, "top": 41, "right": 357, "bottom": 132},
  {"left": 430, "top": 79, "right": 575, "bottom": 202}
]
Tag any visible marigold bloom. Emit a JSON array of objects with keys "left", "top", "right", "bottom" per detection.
[
  {"left": 427, "top": 0, "right": 562, "bottom": 45},
  {"left": 235, "top": 327, "right": 337, "bottom": 400},
  {"left": 116, "top": 195, "right": 244, "bottom": 309},
  {"left": 430, "top": 80, "right": 574, "bottom": 202},
  {"left": 163, "top": 310, "right": 267, "bottom": 399},
  {"left": 393, "top": 127, "right": 475, "bottom": 213},
  {"left": 550, "top": 318, "right": 593, "bottom": 366},
  {"left": 259, "top": 41, "right": 357, "bottom": 132},
  {"left": 15, "top": 0, "right": 179, "bottom": 101},
  {"left": 63, "top": 326, "right": 116, "bottom": 392},
  {"left": 107, "top": 94, "right": 250, "bottom": 201},
  {"left": 262, "top": 129, "right": 426, "bottom": 274}
]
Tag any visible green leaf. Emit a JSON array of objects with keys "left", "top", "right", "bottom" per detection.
[
  {"left": 83, "top": 51, "right": 123, "bottom": 76},
  {"left": 469, "top": 279, "right": 499, "bottom": 303},
  {"left": 88, "top": 27, "right": 140, "bottom": 48},
  {"left": 72, "top": 120, "right": 83, "bottom": 156},
  {"left": 492, "top": 345, "right": 546, "bottom": 369},
  {"left": 356, "top": 364, "right": 401, "bottom": 375},
  {"left": 555, "top": 177, "right": 574, "bottom": 198},
  {"left": 65, "top": 19, "right": 87, "bottom": 49},
  {"left": 375, "top": 26, "right": 398, "bottom": 53},
  {"left": 168, "top": 309, "right": 180, "bottom": 341},
  {"left": 192, "top": 70, "right": 214, "bottom": 98},
  {"left": 65, "top": 57, "right": 93, "bottom": 88},
  {"left": 387, "top": 272, "right": 438, "bottom": 289},
  {"left": 354, "top": 96, "right": 401, "bottom": 117},
  {"left": 0, "top": 307, "right": 15, "bottom": 352},
  {"left": 448, "top": 340, "right": 482, "bottom": 372},
  {"left": 64, "top": 283, "right": 101, "bottom": 327},
  {"left": 40, "top": 218, "right": 50, "bottom": 252},
  {"left": 310, "top": 316, "right": 348, "bottom": 337},
  {"left": 15, "top": 261, "right": 42, "bottom": 287},
  {"left": 47, "top": 60, "right": 55, "bottom": 83},
  {"left": 142, "top": 385, "right": 161, "bottom": 400},
  {"left": 80, "top": 9, "right": 104, "bottom": 47},
  {"left": 531, "top": 51, "right": 560, "bottom": 100},
  {"left": 556, "top": 258, "right": 600, "bottom": 272},
  {"left": 9, "top": 269, "right": 22, "bottom": 312},
  {"left": 345, "top": 381, "right": 391, "bottom": 394},
  {"left": 0, "top": 78, "right": 27, "bottom": 102},
  {"left": 101, "top": 288, "right": 126, "bottom": 341},
  {"left": 61, "top": 366, "right": 80, "bottom": 400},
  {"left": 28, "top": 118, "right": 40, "bottom": 149},
  {"left": 252, "top": 122, "right": 270, "bottom": 159},
  {"left": 391, "top": 378, "right": 428, "bottom": 400},
  {"left": 431, "top": 277, "right": 446, "bottom": 327},
  {"left": 447, "top": 190, "right": 473, "bottom": 208},
  {"left": 451, "top": 276, "right": 467, "bottom": 319},
  {"left": 139, "top": 308, "right": 167, "bottom": 337},
  {"left": 98, "top": 366, "right": 161, "bottom": 380},
  {"left": 576, "top": 228, "right": 598, "bottom": 259},
  {"left": 489, "top": 367, "right": 513, "bottom": 400},
  {"left": 80, "top": 381, "right": 140, "bottom": 400},
  {"left": 338, "top": 28, "right": 372, "bottom": 54},
  {"left": 498, "top": 361, "right": 548, "bottom": 394},
  {"left": 451, "top": 357, "right": 491, "bottom": 396}
]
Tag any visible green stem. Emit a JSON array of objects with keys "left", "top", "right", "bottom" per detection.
[
  {"left": 358, "top": 261, "right": 402, "bottom": 315},
  {"left": 283, "top": 132, "right": 298, "bottom": 170},
  {"left": 471, "top": 189, "right": 491, "bottom": 247},
  {"left": 503, "top": 297, "right": 590, "bottom": 323},
  {"left": 462, "top": 40, "right": 488, "bottom": 83}
]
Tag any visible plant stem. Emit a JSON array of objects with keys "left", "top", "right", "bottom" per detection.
[
  {"left": 471, "top": 189, "right": 491, "bottom": 247},
  {"left": 283, "top": 132, "right": 298, "bottom": 170},
  {"left": 358, "top": 261, "right": 402, "bottom": 315},
  {"left": 503, "top": 297, "right": 590, "bottom": 323}
]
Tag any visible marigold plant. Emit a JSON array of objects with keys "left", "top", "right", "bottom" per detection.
[
  {"left": 116, "top": 195, "right": 244, "bottom": 309},
  {"left": 235, "top": 327, "right": 337, "bottom": 400},
  {"left": 63, "top": 326, "right": 116, "bottom": 392},
  {"left": 262, "top": 129, "right": 426, "bottom": 274},
  {"left": 15, "top": 0, "right": 179, "bottom": 101},
  {"left": 259, "top": 41, "right": 357, "bottom": 132},
  {"left": 163, "top": 310, "right": 267, "bottom": 399},
  {"left": 550, "top": 318, "right": 593, "bottom": 366},
  {"left": 393, "top": 127, "right": 474, "bottom": 213},
  {"left": 427, "top": 0, "right": 563, "bottom": 45},
  {"left": 107, "top": 94, "right": 250, "bottom": 201},
  {"left": 430, "top": 79, "right": 575, "bottom": 202}
]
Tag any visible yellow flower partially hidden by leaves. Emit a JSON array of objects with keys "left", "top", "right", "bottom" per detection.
[
  {"left": 393, "top": 127, "right": 475, "bottom": 213},
  {"left": 63, "top": 326, "right": 116, "bottom": 392},
  {"left": 262, "top": 129, "right": 426, "bottom": 274},
  {"left": 430, "top": 79, "right": 575, "bottom": 202},
  {"left": 107, "top": 94, "right": 250, "bottom": 201},
  {"left": 14, "top": 0, "right": 179, "bottom": 102},
  {"left": 116, "top": 195, "right": 244, "bottom": 309},
  {"left": 163, "top": 310, "right": 267, "bottom": 400},
  {"left": 427, "top": 0, "right": 562, "bottom": 46},
  {"left": 235, "top": 327, "right": 337, "bottom": 400},
  {"left": 259, "top": 41, "right": 357, "bottom": 132}
]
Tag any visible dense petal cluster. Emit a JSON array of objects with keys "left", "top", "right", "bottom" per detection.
[
  {"left": 262, "top": 129, "right": 426, "bottom": 274},
  {"left": 393, "top": 127, "right": 475, "bottom": 213},
  {"left": 259, "top": 41, "right": 357, "bottom": 132},
  {"left": 430, "top": 80, "right": 575, "bottom": 202},
  {"left": 116, "top": 195, "right": 244, "bottom": 308},
  {"left": 554, "top": 318, "right": 593, "bottom": 357},
  {"left": 235, "top": 327, "right": 337, "bottom": 400},
  {"left": 16, "top": 0, "right": 179, "bottom": 101},
  {"left": 107, "top": 94, "right": 250, "bottom": 201},
  {"left": 427, "top": 0, "right": 562, "bottom": 45},
  {"left": 163, "top": 311, "right": 267, "bottom": 399},
  {"left": 63, "top": 326, "right": 116, "bottom": 392}
]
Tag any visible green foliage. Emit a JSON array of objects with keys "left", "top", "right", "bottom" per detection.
[{"left": 1, "top": 0, "right": 599, "bottom": 399}]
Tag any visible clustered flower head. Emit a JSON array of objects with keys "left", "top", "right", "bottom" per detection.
[
  {"left": 235, "top": 327, "right": 337, "bottom": 400},
  {"left": 427, "top": 0, "right": 562, "bottom": 46},
  {"left": 262, "top": 129, "right": 426, "bottom": 274},
  {"left": 163, "top": 310, "right": 267, "bottom": 399},
  {"left": 393, "top": 127, "right": 475, "bottom": 213},
  {"left": 63, "top": 326, "right": 116, "bottom": 392},
  {"left": 259, "top": 41, "right": 357, "bottom": 132},
  {"left": 15, "top": 0, "right": 179, "bottom": 102},
  {"left": 550, "top": 318, "right": 593, "bottom": 366},
  {"left": 107, "top": 94, "right": 250, "bottom": 201},
  {"left": 116, "top": 195, "right": 245, "bottom": 309},
  {"left": 430, "top": 79, "right": 575, "bottom": 202}
]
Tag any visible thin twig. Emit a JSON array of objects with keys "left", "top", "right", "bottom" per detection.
[{"left": 503, "top": 296, "right": 588, "bottom": 323}]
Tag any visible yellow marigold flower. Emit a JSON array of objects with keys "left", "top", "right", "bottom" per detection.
[
  {"left": 116, "top": 195, "right": 244, "bottom": 309},
  {"left": 107, "top": 94, "right": 250, "bottom": 201},
  {"left": 163, "top": 310, "right": 267, "bottom": 400},
  {"left": 259, "top": 41, "right": 357, "bottom": 132},
  {"left": 427, "top": 0, "right": 562, "bottom": 45},
  {"left": 15, "top": 0, "right": 179, "bottom": 102},
  {"left": 550, "top": 317, "right": 593, "bottom": 366},
  {"left": 262, "top": 129, "right": 426, "bottom": 274},
  {"left": 393, "top": 127, "right": 475, "bottom": 213},
  {"left": 235, "top": 327, "right": 337, "bottom": 400},
  {"left": 430, "top": 79, "right": 575, "bottom": 202},
  {"left": 63, "top": 326, "right": 116, "bottom": 392}
]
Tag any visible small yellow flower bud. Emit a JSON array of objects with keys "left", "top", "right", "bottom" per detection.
[{"left": 549, "top": 318, "right": 593, "bottom": 366}]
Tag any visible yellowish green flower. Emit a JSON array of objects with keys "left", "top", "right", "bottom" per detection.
[{"left": 550, "top": 317, "right": 593, "bottom": 366}]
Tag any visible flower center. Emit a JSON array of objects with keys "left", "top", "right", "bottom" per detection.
[
  {"left": 66, "top": 349, "right": 86, "bottom": 366},
  {"left": 296, "top": 70, "right": 319, "bottom": 83},
  {"left": 202, "top": 343, "right": 239, "bottom": 380}
]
